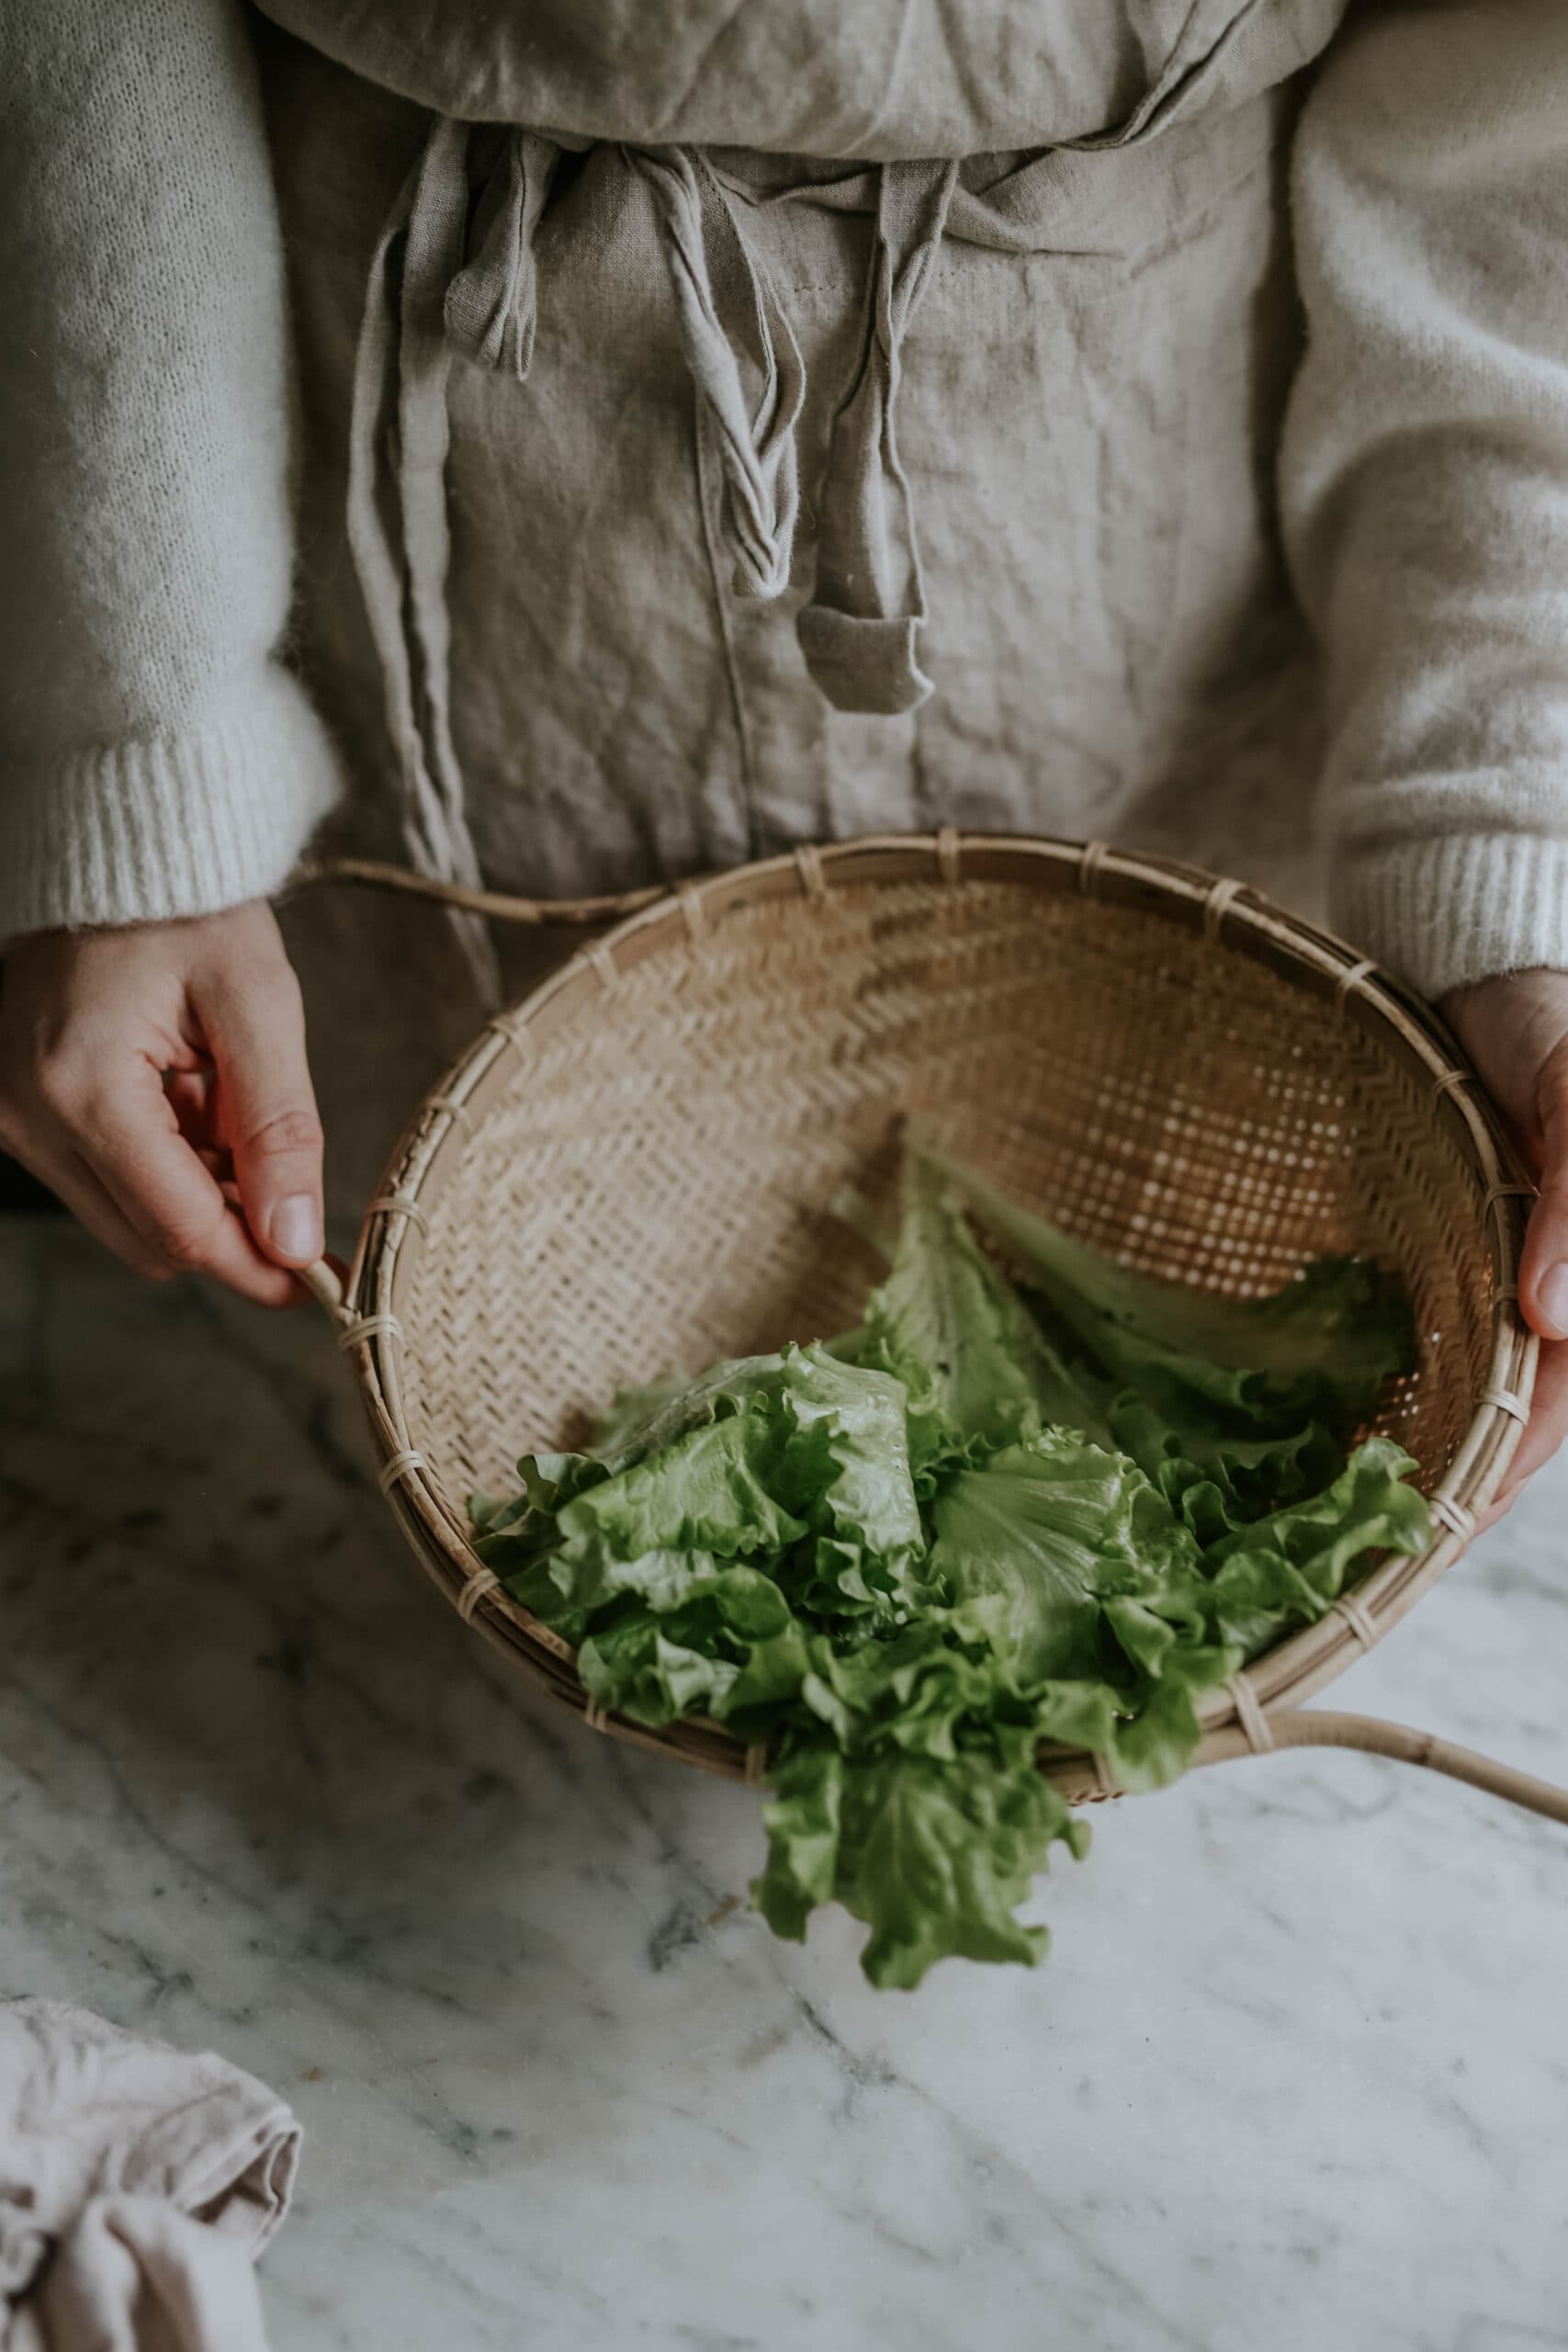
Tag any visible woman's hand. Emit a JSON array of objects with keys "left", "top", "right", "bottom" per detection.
[
  {"left": 0, "top": 905, "right": 321, "bottom": 1306},
  {"left": 1446, "top": 967, "right": 1568, "bottom": 1517}
]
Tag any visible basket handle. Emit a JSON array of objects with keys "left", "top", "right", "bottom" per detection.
[
  {"left": 1211, "top": 1709, "right": 1568, "bottom": 1826},
  {"left": 295, "top": 854, "right": 661, "bottom": 928},
  {"left": 299, "top": 1258, "right": 346, "bottom": 1315}
]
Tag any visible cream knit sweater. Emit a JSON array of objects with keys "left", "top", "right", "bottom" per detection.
[
  {"left": 1287, "top": 0, "right": 1568, "bottom": 994},
  {"left": 0, "top": 0, "right": 343, "bottom": 939},
  {"left": 4, "top": 0, "right": 1568, "bottom": 1000}
]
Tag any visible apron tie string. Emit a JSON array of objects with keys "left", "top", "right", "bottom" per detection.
[
  {"left": 796, "top": 158, "right": 958, "bottom": 716},
  {"left": 627, "top": 145, "right": 806, "bottom": 603},
  {"left": 347, "top": 117, "right": 534, "bottom": 1005}
]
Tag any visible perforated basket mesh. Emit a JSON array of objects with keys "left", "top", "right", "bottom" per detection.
[{"left": 336, "top": 836, "right": 1536, "bottom": 1795}]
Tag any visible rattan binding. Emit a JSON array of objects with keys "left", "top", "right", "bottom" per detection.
[{"left": 305, "top": 833, "right": 1555, "bottom": 1817}]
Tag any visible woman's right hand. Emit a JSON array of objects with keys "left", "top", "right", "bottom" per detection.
[{"left": 0, "top": 903, "right": 322, "bottom": 1306}]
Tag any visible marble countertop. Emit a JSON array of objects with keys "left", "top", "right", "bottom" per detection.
[{"left": 4, "top": 1216, "right": 1567, "bottom": 2351}]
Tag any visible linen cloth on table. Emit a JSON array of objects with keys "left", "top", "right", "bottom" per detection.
[{"left": 0, "top": 1999, "right": 299, "bottom": 2352}]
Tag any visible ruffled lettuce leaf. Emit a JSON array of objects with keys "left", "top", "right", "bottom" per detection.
[
  {"left": 931, "top": 1420, "right": 1189, "bottom": 1683},
  {"left": 577, "top": 1566, "right": 815, "bottom": 1725},
  {"left": 481, "top": 1342, "right": 931, "bottom": 1631},
  {"left": 599, "top": 1345, "right": 921, "bottom": 1571},
  {"left": 560, "top": 1409, "right": 810, "bottom": 1563},
  {"left": 928, "top": 1432, "right": 1200, "bottom": 1682},
  {"left": 1107, "top": 1393, "right": 1347, "bottom": 1542},
  {"left": 910, "top": 1132, "right": 1418, "bottom": 1551},
  {"left": 756, "top": 1738, "right": 1089, "bottom": 1990},
  {"left": 913, "top": 1130, "right": 1415, "bottom": 1440},
  {"left": 843, "top": 1151, "right": 1109, "bottom": 1467},
  {"left": 1197, "top": 1433, "right": 1431, "bottom": 1657},
  {"left": 927, "top": 1434, "right": 1237, "bottom": 1788},
  {"left": 590, "top": 1367, "right": 699, "bottom": 1456}
]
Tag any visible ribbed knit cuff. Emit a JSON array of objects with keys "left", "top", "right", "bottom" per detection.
[
  {"left": 1333, "top": 833, "right": 1568, "bottom": 1001},
  {"left": 0, "top": 662, "right": 344, "bottom": 949}
]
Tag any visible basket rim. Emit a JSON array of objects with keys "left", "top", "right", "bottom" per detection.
[{"left": 336, "top": 830, "right": 1539, "bottom": 1798}]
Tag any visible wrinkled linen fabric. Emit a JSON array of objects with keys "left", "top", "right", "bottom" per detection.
[
  {"left": 255, "top": 0, "right": 1341, "bottom": 1207},
  {"left": 274, "top": 2, "right": 1333, "bottom": 910},
  {"left": 0, "top": 2000, "right": 299, "bottom": 2352}
]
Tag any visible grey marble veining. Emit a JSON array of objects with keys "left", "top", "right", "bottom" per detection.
[{"left": 3, "top": 1218, "right": 1567, "bottom": 2351}]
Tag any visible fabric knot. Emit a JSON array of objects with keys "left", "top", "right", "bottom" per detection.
[
  {"left": 444, "top": 127, "right": 560, "bottom": 379},
  {"left": 629, "top": 145, "right": 806, "bottom": 604},
  {"left": 797, "top": 158, "right": 958, "bottom": 715}
]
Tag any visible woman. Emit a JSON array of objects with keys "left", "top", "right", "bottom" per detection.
[{"left": 2, "top": 0, "right": 1567, "bottom": 1510}]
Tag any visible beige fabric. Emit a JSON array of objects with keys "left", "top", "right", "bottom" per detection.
[
  {"left": 257, "top": 0, "right": 1341, "bottom": 160},
  {"left": 0, "top": 1999, "right": 297, "bottom": 2352},
  {"left": 262, "top": 9, "right": 1329, "bottom": 909},
  {"left": 254, "top": 3, "right": 1337, "bottom": 1213}
]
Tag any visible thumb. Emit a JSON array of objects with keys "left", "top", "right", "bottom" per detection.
[
  {"left": 1522, "top": 1037, "right": 1568, "bottom": 1341},
  {"left": 196, "top": 924, "right": 324, "bottom": 1271}
]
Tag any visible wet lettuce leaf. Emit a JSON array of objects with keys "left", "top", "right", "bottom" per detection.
[
  {"left": 913, "top": 1129, "right": 1415, "bottom": 1433},
  {"left": 847, "top": 1151, "right": 1105, "bottom": 1464},
  {"left": 477, "top": 1342, "right": 932, "bottom": 1631},
  {"left": 470, "top": 1138, "right": 1430, "bottom": 1988},
  {"left": 925, "top": 1436, "right": 1238, "bottom": 1792},
  {"left": 1109, "top": 1396, "right": 1345, "bottom": 1543},
  {"left": 1196, "top": 1432, "right": 1431, "bottom": 1657},
  {"left": 756, "top": 1739, "right": 1089, "bottom": 1989}
]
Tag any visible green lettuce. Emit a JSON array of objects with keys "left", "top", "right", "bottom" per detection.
[
  {"left": 911, "top": 1131, "right": 1416, "bottom": 1532},
  {"left": 756, "top": 1740, "right": 1089, "bottom": 1989},
  {"left": 470, "top": 1137, "right": 1431, "bottom": 1988},
  {"left": 1196, "top": 1432, "right": 1431, "bottom": 1657},
  {"left": 848, "top": 1152, "right": 1104, "bottom": 1463},
  {"left": 915, "top": 1132, "right": 1413, "bottom": 1420},
  {"left": 925, "top": 1437, "right": 1237, "bottom": 1791}
]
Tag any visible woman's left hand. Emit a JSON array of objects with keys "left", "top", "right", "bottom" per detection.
[{"left": 1446, "top": 967, "right": 1568, "bottom": 1525}]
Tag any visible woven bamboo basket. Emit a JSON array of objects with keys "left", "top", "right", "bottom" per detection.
[{"left": 304, "top": 831, "right": 1568, "bottom": 1822}]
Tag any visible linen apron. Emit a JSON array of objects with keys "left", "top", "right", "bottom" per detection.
[{"left": 247, "top": 0, "right": 1348, "bottom": 1224}]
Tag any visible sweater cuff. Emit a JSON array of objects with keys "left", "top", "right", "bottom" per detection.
[
  {"left": 1332, "top": 833, "right": 1568, "bottom": 1001},
  {"left": 0, "top": 663, "right": 344, "bottom": 949}
]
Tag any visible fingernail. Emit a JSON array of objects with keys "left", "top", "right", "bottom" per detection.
[
  {"left": 1539, "top": 1262, "right": 1568, "bottom": 1338},
  {"left": 270, "top": 1193, "right": 322, "bottom": 1264}
]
